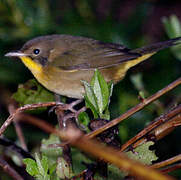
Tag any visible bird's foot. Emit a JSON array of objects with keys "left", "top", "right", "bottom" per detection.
[{"left": 50, "top": 99, "right": 86, "bottom": 129}]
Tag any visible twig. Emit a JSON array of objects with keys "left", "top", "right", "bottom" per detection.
[
  {"left": 4, "top": 112, "right": 175, "bottom": 180},
  {"left": 0, "top": 102, "right": 57, "bottom": 136},
  {"left": 0, "top": 156, "right": 23, "bottom": 180},
  {"left": 55, "top": 106, "right": 72, "bottom": 166},
  {"left": 151, "top": 154, "right": 181, "bottom": 169},
  {"left": 132, "top": 114, "right": 181, "bottom": 149},
  {"left": 161, "top": 163, "right": 181, "bottom": 174},
  {"left": 55, "top": 99, "right": 85, "bottom": 166},
  {"left": 8, "top": 103, "right": 27, "bottom": 151},
  {"left": 86, "top": 77, "right": 181, "bottom": 139},
  {"left": 64, "top": 127, "right": 174, "bottom": 180},
  {"left": 17, "top": 114, "right": 57, "bottom": 135},
  {"left": 0, "top": 137, "right": 34, "bottom": 159},
  {"left": 120, "top": 104, "right": 181, "bottom": 151}
]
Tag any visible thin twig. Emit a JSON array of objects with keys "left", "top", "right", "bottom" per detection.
[
  {"left": 0, "top": 137, "right": 34, "bottom": 159},
  {"left": 64, "top": 127, "right": 174, "bottom": 180},
  {"left": 0, "top": 156, "right": 23, "bottom": 180},
  {"left": 55, "top": 106, "right": 72, "bottom": 166},
  {"left": 8, "top": 103, "right": 27, "bottom": 151},
  {"left": 5, "top": 112, "right": 175, "bottom": 180},
  {"left": 86, "top": 77, "right": 181, "bottom": 139},
  {"left": 160, "top": 163, "right": 181, "bottom": 174},
  {"left": 151, "top": 154, "right": 181, "bottom": 169},
  {"left": 55, "top": 99, "right": 85, "bottom": 166},
  {"left": 132, "top": 114, "right": 181, "bottom": 149},
  {"left": 0, "top": 102, "right": 57, "bottom": 136},
  {"left": 120, "top": 104, "right": 181, "bottom": 151}
]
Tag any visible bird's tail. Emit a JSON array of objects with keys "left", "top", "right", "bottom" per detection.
[{"left": 131, "top": 36, "right": 181, "bottom": 55}]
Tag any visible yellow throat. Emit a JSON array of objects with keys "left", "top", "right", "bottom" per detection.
[{"left": 20, "top": 56, "right": 43, "bottom": 74}]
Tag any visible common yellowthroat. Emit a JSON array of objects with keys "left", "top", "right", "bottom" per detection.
[{"left": 5, "top": 35, "right": 181, "bottom": 98}]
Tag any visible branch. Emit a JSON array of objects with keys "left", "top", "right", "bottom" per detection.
[
  {"left": 3, "top": 113, "right": 174, "bottom": 180},
  {"left": 86, "top": 77, "right": 181, "bottom": 139},
  {"left": 8, "top": 103, "right": 27, "bottom": 151},
  {"left": 161, "top": 163, "right": 181, "bottom": 174},
  {"left": 0, "top": 137, "right": 34, "bottom": 159},
  {"left": 64, "top": 127, "right": 174, "bottom": 180},
  {"left": 0, "top": 156, "right": 23, "bottom": 180},
  {"left": 151, "top": 154, "right": 181, "bottom": 169},
  {"left": 0, "top": 102, "right": 56, "bottom": 136},
  {"left": 120, "top": 104, "right": 181, "bottom": 151}
]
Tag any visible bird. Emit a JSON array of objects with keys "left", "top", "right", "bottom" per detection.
[{"left": 5, "top": 34, "right": 181, "bottom": 99}]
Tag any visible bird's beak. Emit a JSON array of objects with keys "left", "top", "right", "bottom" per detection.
[{"left": 5, "top": 51, "right": 27, "bottom": 57}]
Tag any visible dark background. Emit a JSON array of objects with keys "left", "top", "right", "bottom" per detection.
[{"left": 0, "top": 0, "right": 181, "bottom": 178}]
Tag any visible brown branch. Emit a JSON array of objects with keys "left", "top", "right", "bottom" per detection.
[
  {"left": 4, "top": 110, "right": 175, "bottom": 180},
  {"left": 0, "top": 102, "right": 57, "bottom": 136},
  {"left": 8, "top": 103, "right": 28, "bottom": 151},
  {"left": 160, "top": 163, "right": 181, "bottom": 174},
  {"left": 151, "top": 154, "right": 181, "bottom": 169},
  {"left": 0, "top": 156, "right": 23, "bottom": 180},
  {"left": 0, "top": 137, "right": 33, "bottom": 159},
  {"left": 86, "top": 77, "right": 181, "bottom": 139},
  {"left": 17, "top": 114, "right": 57, "bottom": 135},
  {"left": 120, "top": 104, "right": 181, "bottom": 151},
  {"left": 55, "top": 106, "right": 72, "bottom": 166},
  {"left": 131, "top": 114, "right": 181, "bottom": 150},
  {"left": 64, "top": 127, "right": 174, "bottom": 180}
]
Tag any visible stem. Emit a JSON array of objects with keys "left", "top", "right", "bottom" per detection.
[
  {"left": 65, "top": 127, "right": 174, "bottom": 180},
  {"left": 151, "top": 154, "right": 181, "bottom": 169},
  {"left": 5, "top": 112, "right": 175, "bottom": 180},
  {"left": 120, "top": 104, "right": 181, "bottom": 151},
  {"left": 161, "top": 163, "right": 181, "bottom": 174},
  {"left": 8, "top": 103, "right": 27, "bottom": 151},
  {"left": 0, "top": 102, "right": 56, "bottom": 136},
  {"left": 0, "top": 156, "right": 23, "bottom": 180}
]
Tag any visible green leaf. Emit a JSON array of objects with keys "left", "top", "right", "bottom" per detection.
[
  {"left": 82, "top": 80, "right": 99, "bottom": 112},
  {"left": 12, "top": 79, "right": 55, "bottom": 112},
  {"left": 126, "top": 141, "right": 158, "bottom": 165},
  {"left": 41, "top": 156, "right": 49, "bottom": 175},
  {"left": 162, "top": 15, "right": 181, "bottom": 38},
  {"left": 83, "top": 70, "right": 113, "bottom": 119},
  {"left": 130, "top": 73, "right": 144, "bottom": 91},
  {"left": 41, "top": 134, "right": 63, "bottom": 157},
  {"left": 100, "top": 106, "right": 110, "bottom": 120},
  {"left": 56, "top": 157, "right": 74, "bottom": 179},
  {"left": 78, "top": 111, "right": 90, "bottom": 132},
  {"left": 108, "top": 164, "right": 125, "bottom": 179},
  {"left": 35, "top": 153, "right": 45, "bottom": 176},
  {"left": 34, "top": 153, "right": 50, "bottom": 180},
  {"left": 41, "top": 133, "right": 63, "bottom": 178},
  {"left": 85, "top": 94, "right": 99, "bottom": 118},
  {"left": 71, "top": 148, "right": 93, "bottom": 174},
  {"left": 91, "top": 69, "right": 109, "bottom": 114},
  {"left": 162, "top": 15, "right": 181, "bottom": 60},
  {"left": 108, "top": 81, "right": 113, "bottom": 101},
  {"left": 49, "top": 163, "right": 57, "bottom": 175},
  {"left": 23, "top": 158, "right": 39, "bottom": 176}
]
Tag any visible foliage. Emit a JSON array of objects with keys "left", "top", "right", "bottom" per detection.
[
  {"left": 0, "top": 0, "right": 181, "bottom": 179},
  {"left": 126, "top": 141, "right": 158, "bottom": 165},
  {"left": 12, "top": 79, "right": 55, "bottom": 105},
  {"left": 23, "top": 154, "right": 50, "bottom": 180},
  {"left": 82, "top": 69, "right": 113, "bottom": 120},
  {"left": 12, "top": 79, "right": 55, "bottom": 112},
  {"left": 162, "top": 15, "right": 181, "bottom": 60}
]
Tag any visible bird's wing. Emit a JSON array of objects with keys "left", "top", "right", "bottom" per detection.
[{"left": 48, "top": 38, "right": 141, "bottom": 70}]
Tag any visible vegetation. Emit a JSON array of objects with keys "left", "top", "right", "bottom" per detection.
[{"left": 0, "top": 0, "right": 181, "bottom": 179}]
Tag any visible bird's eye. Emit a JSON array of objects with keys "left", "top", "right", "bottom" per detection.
[{"left": 33, "top": 49, "right": 40, "bottom": 55}]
